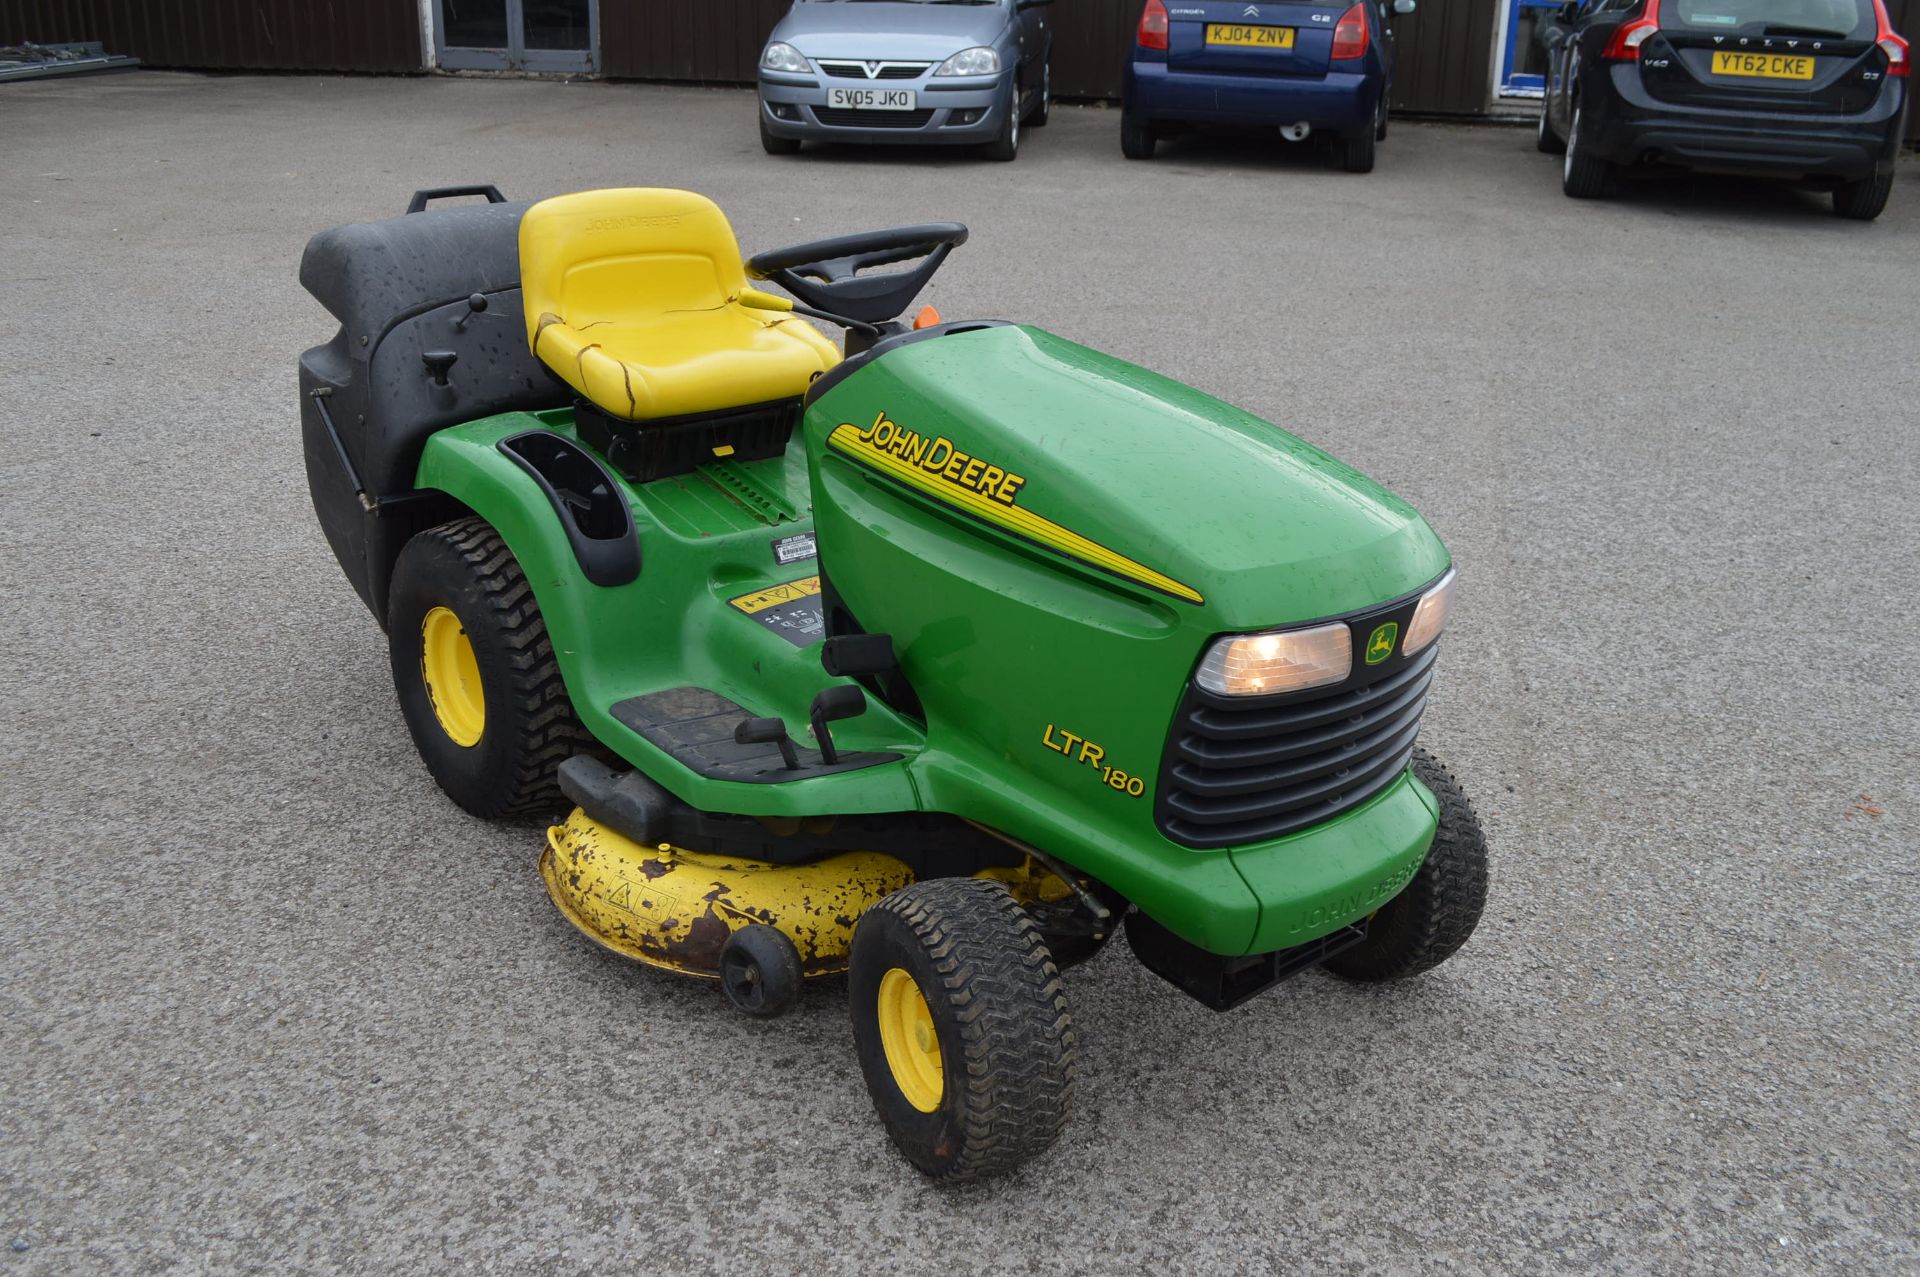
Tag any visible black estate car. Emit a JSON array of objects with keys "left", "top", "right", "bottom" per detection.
[{"left": 1535, "top": 0, "right": 1910, "bottom": 219}]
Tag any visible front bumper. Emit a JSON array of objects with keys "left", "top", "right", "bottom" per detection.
[
  {"left": 1099, "top": 768, "right": 1439, "bottom": 958},
  {"left": 759, "top": 71, "right": 1011, "bottom": 145},
  {"left": 1124, "top": 60, "right": 1375, "bottom": 133},
  {"left": 1588, "top": 64, "right": 1907, "bottom": 179}
]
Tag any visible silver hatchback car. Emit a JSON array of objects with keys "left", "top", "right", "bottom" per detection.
[{"left": 758, "top": 0, "right": 1055, "bottom": 160}]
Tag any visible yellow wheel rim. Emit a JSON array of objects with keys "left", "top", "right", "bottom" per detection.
[
  {"left": 420, "top": 606, "right": 484, "bottom": 747},
  {"left": 876, "top": 967, "right": 943, "bottom": 1113}
]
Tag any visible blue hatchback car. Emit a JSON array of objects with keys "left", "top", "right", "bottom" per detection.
[{"left": 1122, "top": 0, "right": 1416, "bottom": 171}]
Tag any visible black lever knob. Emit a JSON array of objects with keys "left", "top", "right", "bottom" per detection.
[
  {"left": 735, "top": 716, "right": 800, "bottom": 771},
  {"left": 422, "top": 350, "right": 459, "bottom": 386},
  {"left": 808, "top": 685, "right": 868, "bottom": 766},
  {"left": 453, "top": 293, "right": 489, "bottom": 332}
]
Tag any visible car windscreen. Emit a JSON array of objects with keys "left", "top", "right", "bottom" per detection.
[{"left": 1662, "top": 0, "right": 1874, "bottom": 39}]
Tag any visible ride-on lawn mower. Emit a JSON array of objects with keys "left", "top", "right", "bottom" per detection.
[{"left": 298, "top": 185, "right": 1489, "bottom": 1181}]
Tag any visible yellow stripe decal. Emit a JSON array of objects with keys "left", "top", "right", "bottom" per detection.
[{"left": 828, "top": 418, "right": 1203, "bottom": 605}]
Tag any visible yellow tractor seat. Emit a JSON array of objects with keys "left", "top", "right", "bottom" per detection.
[{"left": 518, "top": 189, "right": 840, "bottom": 422}]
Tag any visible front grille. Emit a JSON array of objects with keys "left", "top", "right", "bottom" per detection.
[
  {"left": 1157, "top": 644, "right": 1437, "bottom": 849},
  {"left": 812, "top": 106, "right": 935, "bottom": 129},
  {"left": 818, "top": 61, "right": 930, "bottom": 79}
]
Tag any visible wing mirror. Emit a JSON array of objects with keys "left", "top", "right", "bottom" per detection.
[{"left": 1392, "top": 0, "right": 1417, "bottom": 13}]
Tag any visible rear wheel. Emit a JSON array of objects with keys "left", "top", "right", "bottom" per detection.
[
  {"left": 1121, "top": 108, "right": 1155, "bottom": 159},
  {"left": 388, "top": 516, "right": 593, "bottom": 819},
  {"left": 760, "top": 115, "right": 801, "bottom": 156},
  {"left": 1561, "top": 103, "right": 1612, "bottom": 199},
  {"left": 983, "top": 86, "right": 1021, "bottom": 161},
  {"left": 1028, "top": 61, "right": 1051, "bottom": 126},
  {"left": 849, "top": 878, "right": 1076, "bottom": 1182},
  {"left": 1536, "top": 102, "right": 1564, "bottom": 154},
  {"left": 1323, "top": 747, "right": 1489, "bottom": 982},
  {"left": 1832, "top": 172, "right": 1892, "bottom": 221},
  {"left": 1376, "top": 97, "right": 1390, "bottom": 141},
  {"left": 1341, "top": 118, "right": 1377, "bottom": 173}
]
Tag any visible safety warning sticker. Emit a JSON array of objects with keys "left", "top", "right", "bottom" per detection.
[{"left": 727, "top": 575, "right": 825, "bottom": 647}]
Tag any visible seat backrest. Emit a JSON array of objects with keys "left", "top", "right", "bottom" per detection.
[{"left": 519, "top": 188, "right": 748, "bottom": 350}]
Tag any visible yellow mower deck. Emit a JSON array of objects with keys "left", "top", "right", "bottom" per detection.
[{"left": 541, "top": 809, "right": 915, "bottom": 978}]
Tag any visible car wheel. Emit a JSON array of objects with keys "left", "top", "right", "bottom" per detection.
[
  {"left": 849, "top": 878, "right": 1076, "bottom": 1182},
  {"left": 760, "top": 114, "right": 801, "bottom": 156},
  {"left": 1832, "top": 172, "right": 1893, "bottom": 221},
  {"left": 1028, "top": 61, "right": 1051, "bottom": 126},
  {"left": 1375, "top": 96, "right": 1389, "bottom": 141},
  {"left": 1341, "top": 118, "right": 1377, "bottom": 173},
  {"left": 1561, "top": 103, "right": 1611, "bottom": 199},
  {"left": 983, "top": 85, "right": 1021, "bottom": 161},
  {"left": 387, "top": 516, "right": 595, "bottom": 819},
  {"left": 1121, "top": 108, "right": 1155, "bottom": 159},
  {"left": 1535, "top": 101, "right": 1565, "bottom": 154}
]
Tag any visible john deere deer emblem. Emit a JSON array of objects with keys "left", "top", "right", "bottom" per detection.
[{"left": 1365, "top": 621, "right": 1398, "bottom": 665}]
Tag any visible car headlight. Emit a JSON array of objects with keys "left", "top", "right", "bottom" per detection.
[
  {"left": 1195, "top": 621, "right": 1351, "bottom": 697},
  {"left": 935, "top": 46, "right": 1001, "bottom": 76},
  {"left": 761, "top": 42, "right": 810, "bottom": 74},
  {"left": 1401, "top": 568, "right": 1456, "bottom": 656}
]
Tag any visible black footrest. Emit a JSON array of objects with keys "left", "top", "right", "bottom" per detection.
[{"left": 610, "top": 687, "right": 898, "bottom": 784}]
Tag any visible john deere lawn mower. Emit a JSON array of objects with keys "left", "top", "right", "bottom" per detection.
[{"left": 298, "top": 184, "right": 1489, "bottom": 1182}]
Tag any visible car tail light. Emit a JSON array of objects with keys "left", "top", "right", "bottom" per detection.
[
  {"left": 1872, "top": 0, "right": 1909, "bottom": 75},
  {"left": 1602, "top": 0, "right": 1660, "bottom": 59},
  {"left": 1138, "top": 0, "right": 1170, "bottom": 50},
  {"left": 1332, "top": 2, "right": 1370, "bottom": 59}
]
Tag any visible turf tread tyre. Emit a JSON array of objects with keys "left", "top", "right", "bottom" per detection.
[
  {"left": 1832, "top": 172, "right": 1892, "bottom": 221},
  {"left": 850, "top": 878, "right": 1076, "bottom": 1183},
  {"left": 1322, "top": 747, "right": 1489, "bottom": 982},
  {"left": 389, "top": 516, "right": 594, "bottom": 819}
]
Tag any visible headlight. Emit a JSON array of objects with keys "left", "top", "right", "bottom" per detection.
[
  {"left": 761, "top": 42, "right": 810, "bottom": 74},
  {"left": 1402, "top": 568, "right": 1456, "bottom": 656},
  {"left": 935, "top": 46, "right": 1001, "bottom": 76},
  {"left": 1195, "top": 622, "right": 1351, "bottom": 697}
]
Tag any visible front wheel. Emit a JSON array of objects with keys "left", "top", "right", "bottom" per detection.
[
  {"left": 1322, "top": 747, "right": 1489, "bottom": 982},
  {"left": 1832, "top": 172, "right": 1892, "bottom": 221},
  {"left": 760, "top": 114, "right": 801, "bottom": 156},
  {"left": 982, "top": 87, "right": 1021, "bottom": 161},
  {"left": 849, "top": 878, "right": 1076, "bottom": 1182},
  {"left": 387, "top": 516, "right": 594, "bottom": 819},
  {"left": 1561, "top": 103, "right": 1611, "bottom": 199}
]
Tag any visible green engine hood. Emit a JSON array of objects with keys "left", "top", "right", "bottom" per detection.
[{"left": 810, "top": 324, "right": 1448, "bottom": 628}]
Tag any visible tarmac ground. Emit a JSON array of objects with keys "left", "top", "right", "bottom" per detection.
[{"left": 3, "top": 71, "right": 1917, "bottom": 1275}]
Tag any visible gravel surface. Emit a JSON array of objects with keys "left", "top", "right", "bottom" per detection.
[{"left": 3, "top": 72, "right": 1916, "bottom": 1276}]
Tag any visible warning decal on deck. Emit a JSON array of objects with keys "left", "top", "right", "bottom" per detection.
[{"left": 727, "top": 575, "right": 825, "bottom": 647}]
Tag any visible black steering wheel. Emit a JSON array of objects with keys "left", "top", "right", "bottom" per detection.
[{"left": 746, "top": 223, "right": 969, "bottom": 325}]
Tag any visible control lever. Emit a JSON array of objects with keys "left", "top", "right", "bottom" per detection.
[
  {"left": 453, "top": 293, "right": 489, "bottom": 332},
  {"left": 807, "top": 685, "right": 868, "bottom": 766},
  {"left": 422, "top": 350, "right": 459, "bottom": 386},
  {"left": 735, "top": 717, "right": 799, "bottom": 771},
  {"left": 821, "top": 633, "right": 895, "bottom": 678}
]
